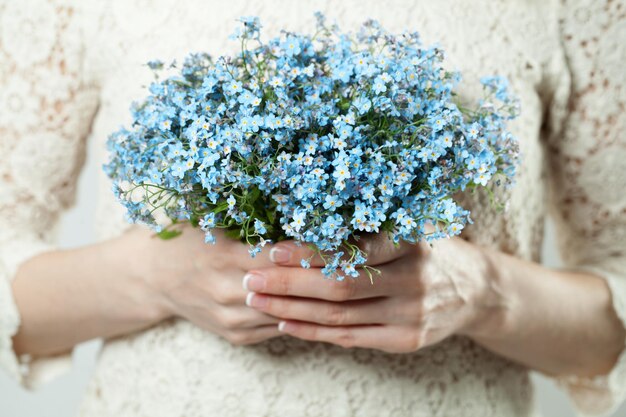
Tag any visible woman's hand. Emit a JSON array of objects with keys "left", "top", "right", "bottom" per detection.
[
  {"left": 123, "top": 224, "right": 283, "bottom": 346},
  {"left": 243, "top": 234, "right": 625, "bottom": 379},
  {"left": 242, "top": 234, "right": 505, "bottom": 353},
  {"left": 12, "top": 223, "right": 284, "bottom": 358}
]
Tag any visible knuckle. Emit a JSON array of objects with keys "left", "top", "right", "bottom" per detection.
[
  {"left": 211, "top": 283, "right": 239, "bottom": 306},
  {"left": 330, "top": 280, "right": 355, "bottom": 301},
  {"left": 222, "top": 313, "right": 247, "bottom": 329},
  {"left": 212, "top": 307, "right": 228, "bottom": 327},
  {"left": 335, "top": 329, "right": 356, "bottom": 348},
  {"left": 238, "top": 337, "right": 257, "bottom": 346},
  {"left": 391, "top": 300, "right": 420, "bottom": 325},
  {"left": 212, "top": 291, "right": 236, "bottom": 306},
  {"left": 207, "top": 248, "right": 229, "bottom": 271},
  {"left": 324, "top": 303, "right": 347, "bottom": 325},
  {"left": 276, "top": 272, "right": 292, "bottom": 295},
  {"left": 407, "top": 299, "right": 426, "bottom": 324},
  {"left": 215, "top": 309, "right": 235, "bottom": 329},
  {"left": 415, "top": 269, "right": 430, "bottom": 294},
  {"left": 224, "top": 330, "right": 249, "bottom": 346},
  {"left": 405, "top": 331, "right": 425, "bottom": 352}
]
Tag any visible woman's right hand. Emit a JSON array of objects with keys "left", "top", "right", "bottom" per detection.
[{"left": 124, "top": 223, "right": 283, "bottom": 346}]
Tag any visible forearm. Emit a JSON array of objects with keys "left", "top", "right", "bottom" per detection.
[
  {"left": 10, "top": 233, "right": 168, "bottom": 357},
  {"left": 465, "top": 246, "right": 626, "bottom": 377}
]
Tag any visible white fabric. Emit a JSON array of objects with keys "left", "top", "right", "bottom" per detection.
[{"left": 0, "top": 0, "right": 624, "bottom": 416}]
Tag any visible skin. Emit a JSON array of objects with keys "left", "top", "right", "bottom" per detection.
[
  {"left": 245, "top": 233, "right": 626, "bottom": 378},
  {"left": 11, "top": 224, "right": 625, "bottom": 379},
  {"left": 11, "top": 224, "right": 282, "bottom": 356}
]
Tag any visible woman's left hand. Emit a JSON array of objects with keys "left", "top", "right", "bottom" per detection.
[{"left": 243, "top": 234, "right": 506, "bottom": 353}]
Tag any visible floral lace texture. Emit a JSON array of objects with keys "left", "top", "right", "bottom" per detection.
[{"left": 0, "top": 0, "right": 624, "bottom": 416}]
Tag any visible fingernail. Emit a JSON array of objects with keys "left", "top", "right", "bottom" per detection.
[
  {"left": 270, "top": 246, "right": 291, "bottom": 264},
  {"left": 243, "top": 273, "right": 266, "bottom": 292},
  {"left": 278, "top": 321, "right": 295, "bottom": 332},
  {"left": 246, "top": 292, "right": 267, "bottom": 308}
]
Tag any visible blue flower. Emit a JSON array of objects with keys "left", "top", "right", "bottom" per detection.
[
  {"left": 290, "top": 209, "right": 306, "bottom": 232},
  {"left": 200, "top": 212, "right": 216, "bottom": 230},
  {"left": 448, "top": 222, "right": 464, "bottom": 235},
  {"left": 254, "top": 219, "right": 267, "bottom": 234},
  {"left": 204, "top": 231, "right": 216, "bottom": 244},
  {"left": 332, "top": 164, "right": 351, "bottom": 182},
  {"left": 106, "top": 13, "right": 519, "bottom": 281},
  {"left": 281, "top": 36, "right": 301, "bottom": 56},
  {"left": 440, "top": 199, "right": 457, "bottom": 222},
  {"left": 430, "top": 116, "right": 446, "bottom": 132},
  {"left": 321, "top": 214, "right": 343, "bottom": 236},
  {"left": 373, "top": 75, "right": 387, "bottom": 94},
  {"left": 170, "top": 161, "right": 188, "bottom": 179},
  {"left": 238, "top": 89, "right": 260, "bottom": 107},
  {"left": 323, "top": 195, "right": 342, "bottom": 211},
  {"left": 335, "top": 123, "right": 353, "bottom": 140},
  {"left": 225, "top": 80, "right": 243, "bottom": 95},
  {"left": 353, "top": 96, "right": 372, "bottom": 114},
  {"left": 467, "top": 122, "right": 481, "bottom": 139},
  {"left": 332, "top": 64, "right": 352, "bottom": 83}
]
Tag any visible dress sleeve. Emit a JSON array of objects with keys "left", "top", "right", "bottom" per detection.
[
  {"left": 544, "top": 0, "right": 626, "bottom": 415},
  {"left": 0, "top": 0, "right": 100, "bottom": 389}
]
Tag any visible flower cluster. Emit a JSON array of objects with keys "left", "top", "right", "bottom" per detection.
[{"left": 104, "top": 14, "right": 519, "bottom": 280}]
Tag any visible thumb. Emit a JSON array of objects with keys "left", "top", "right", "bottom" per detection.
[{"left": 268, "top": 233, "right": 415, "bottom": 267}]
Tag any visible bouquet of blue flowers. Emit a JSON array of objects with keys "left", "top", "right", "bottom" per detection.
[{"left": 104, "top": 13, "right": 519, "bottom": 280}]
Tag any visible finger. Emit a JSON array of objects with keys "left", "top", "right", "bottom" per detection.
[
  {"left": 243, "top": 266, "right": 400, "bottom": 300},
  {"left": 223, "top": 239, "right": 278, "bottom": 270},
  {"left": 217, "top": 304, "right": 281, "bottom": 329},
  {"left": 277, "top": 321, "right": 422, "bottom": 353},
  {"left": 197, "top": 228, "right": 276, "bottom": 270},
  {"left": 356, "top": 233, "right": 417, "bottom": 266},
  {"left": 224, "top": 324, "right": 284, "bottom": 345},
  {"left": 266, "top": 240, "right": 325, "bottom": 267},
  {"left": 268, "top": 234, "right": 416, "bottom": 268},
  {"left": 245, "top": 293, "right": 393, "bottom": 325}
]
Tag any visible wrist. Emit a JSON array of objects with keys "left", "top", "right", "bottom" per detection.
[
  {"left": 104, "top": 229, "right": 174, "bottom": 325},
  {"left": 458, "top": 243, "right": 514, "bottom": 340}
]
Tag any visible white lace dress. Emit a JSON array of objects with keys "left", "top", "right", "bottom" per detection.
[{"left": 1, "top": 0, "right": 625, "bottom": 416}]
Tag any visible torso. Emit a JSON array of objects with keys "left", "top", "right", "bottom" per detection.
[{"left": 82, "top": 1, "right": 563, "bottom": 415}]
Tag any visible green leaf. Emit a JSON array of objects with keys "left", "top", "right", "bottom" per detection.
[
  {"left": 156, "top": 229, "right": 183, "bottom": 240},
  {"left": 225, "top": 228, "right": 242, "bottom": 240},
  {"left": 213, "top": 201, "right": 230, "bottom": 214},
  {"left": 249, "top": 187, "right": 261, "bottom": 202},
  {"left": 265, "top": 207, "right": 275, "bottom": 225}
]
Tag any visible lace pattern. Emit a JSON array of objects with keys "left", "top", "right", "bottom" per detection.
[
  {"left": 0, "top": 0, "right": 99, "bottom": 387},
  {"left": 0, "top": 0, "right": 624, "bottom": 415},
  {"left": 545, "top": 1, "right": 626, "bottom": 414}
]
